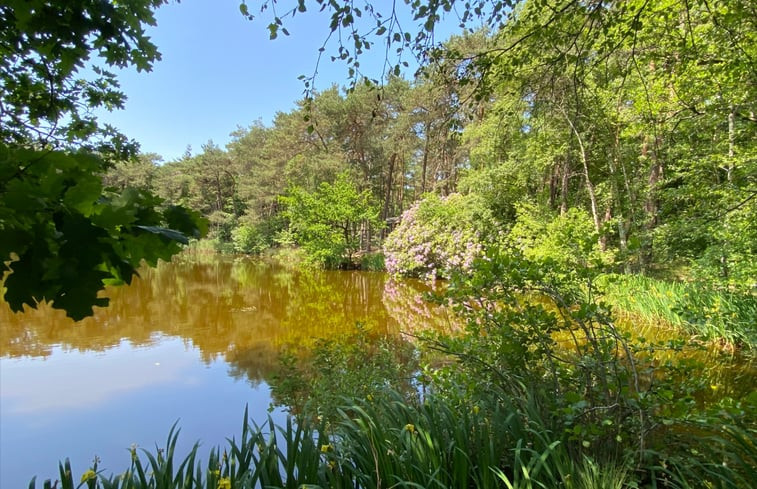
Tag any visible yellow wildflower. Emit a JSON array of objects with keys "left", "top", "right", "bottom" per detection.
[
  {"left": 472, "top": 405, "right": 480, "bottom": 415},
  {"left": 404, "top": 424, "right": 416, "bottom": 434},
  {"left": 321, "top": 444, "right": 333, "bottom": 453},
  {"left": 80, "top": 470, "right": 96, "bottom": 483},
  {"left": 217, "top": 477, "right": 231, "bottom": 489}
]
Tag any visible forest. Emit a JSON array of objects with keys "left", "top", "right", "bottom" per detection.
[
  {"left": 105, "top": 1, "right": 755, "bottom": 288},
  {"left": 1, "top": 0, "right": 755, "bottom": 488}
]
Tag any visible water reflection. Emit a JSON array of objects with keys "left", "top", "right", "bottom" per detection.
[
  {"left": 1, "top": 338, "right": 195, "bottom": 415},
  {"left": 1, "top": 257, "right": 454, "bottom": 383},
  {"left": 0, "top": 256, "right": 454, "bottom": 489}
]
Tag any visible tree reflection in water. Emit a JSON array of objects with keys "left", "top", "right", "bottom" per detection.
[{"left": 1, "top": 255, "right": 456, "bottom": 394}]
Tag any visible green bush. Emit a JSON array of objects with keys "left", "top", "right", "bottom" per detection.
[
  {"left": 359, "top": 252, "right": 385, "bottom": 271},
  {"left": 427, "top": 249, "right": 755, "bottom": 487},
  {"left": 280, "top": 173, "right": 383, "bottom": 268},
  {"left": 508, "top": 203, "right": 613, "bottom": 271},
  {"left": 231, "top": 224, "right": 267, "bottom": 254},
  {"left": 270, "top": 325, "right": 418, "bottom": 419}
]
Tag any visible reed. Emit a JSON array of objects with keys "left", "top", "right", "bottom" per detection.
[
  {"left": 29, "top": 393, "right": 753, "bottom": 489},
  {"left": 598, "top": 274, "right": 756, "bottom": 350}
]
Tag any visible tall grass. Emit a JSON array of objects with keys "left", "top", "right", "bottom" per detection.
[
  {"left": 598, "top": 274, "right": 757, "bottom": 350},
  {"left": 29, "top": 393, "right": 754, "bottom": 489},
  {"left": 27, "top": 394, "right": 645, "bottom": 489}
]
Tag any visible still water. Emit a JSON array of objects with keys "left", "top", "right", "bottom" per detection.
[{"left": 0, "top": 255, "right": 453, "bottom": 488}]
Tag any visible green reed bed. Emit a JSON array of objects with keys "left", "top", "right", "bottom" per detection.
[
  {"left": 29, "top": 393, "right": 755, "bottom": 489},
  {"left": 25, "top": 395, "right": 629, "bottom": 489},
  {"left": 598, "top": 274, "right": 757, "bottom": 350}
]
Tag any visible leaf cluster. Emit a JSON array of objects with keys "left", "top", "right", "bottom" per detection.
[
  {"left": 0, "top": 144, "right": 206, "bottom": 320},
  {"left": 279, "top": 172, "right": 382, "bottom": 267},
  {"left": 0, "top": 0, "right": 166, "bottom": 150}
]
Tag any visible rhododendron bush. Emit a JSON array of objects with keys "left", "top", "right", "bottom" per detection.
[{"left": 384, "top": 193, "right": 499, "bottom": 281}]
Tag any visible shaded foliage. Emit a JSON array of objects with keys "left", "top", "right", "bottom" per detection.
[{"left": 0, "top": 0, "right": 206, "bottom": 319}]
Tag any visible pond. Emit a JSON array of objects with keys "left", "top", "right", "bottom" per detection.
[{"left": 0, "top": 255, "right": 454, "bottom": 488}]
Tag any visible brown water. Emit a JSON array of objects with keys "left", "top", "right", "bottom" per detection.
[{"left": 0, "top": 255, "right": 453, "bottom": 488}]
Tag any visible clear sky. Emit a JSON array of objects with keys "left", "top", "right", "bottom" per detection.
[{"left": 96, "top": 0, "right": 465, "bottom": 162}]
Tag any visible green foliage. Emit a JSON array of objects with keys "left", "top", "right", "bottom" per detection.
[
  {"left": 1, "top": 0, "right": 165, "bottom": 152},
  {"left": 230, "top": 213, "right": 287, "bottom": 255},
  {"left": 102, "top": 153, "right": 161, "bottom": 192},
  {"left": 359, "top": 252, "right": 385, "bottom": 271},
  {"left": 0, "top": 144, "right": 206, "bottom": 319},
  {"left": 599, "top": 274, "right": 757, "bottom": 350},
  {"left": 280, "top": 172, "right": 382, "bottom": 268},
  {"left": 434, "top": 250, "right": 641, "bottom": 457},
  {"left": 508, "top": 203, "right": 613, "bottom": 272},
  {"left": 384, "top": 193, "right": 498, "bottom": 280},
  {"left": 231, "top": 224, "right": 267, "bottom": 255},
  {"left": 22, "top": 395, "right": 579, "bottom": 489},
  {"left": 29, "top": 410, "right": 334, "bottom": 489},
  {"left": 0, "top": 0, "right": 210, "bottom": 320},
  {"left": 424, "top": 248, "right": 755, "bottom": 485},
  {"left": 31, "top": 391, "right": 754, "bottom": 488},
  {"left": 271, "top": 325, "right": 418, "bottom": 420}
]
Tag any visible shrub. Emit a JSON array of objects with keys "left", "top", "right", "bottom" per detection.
[
  {"left": 427, "top": 248, "right": 756, "bottom": 487},
  {"left": 359, "top": 252, "right": 385, "bottom": 271},
  {"left": 508, "top": 203, "right": 613, "bottom": 271},
  {"left": 384, "top": 193, "right": 499, "bottom": 281},
  {"left": 270, "top": 324, "right": 419, "bottom": 420},
  {"left": 231, "top": 224, "right": 267, "bottom": 254},
  {"left": 280, "top": 173, "right": 383, "bottom": 268}
]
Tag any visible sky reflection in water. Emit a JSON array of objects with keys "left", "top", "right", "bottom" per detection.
[{"left": 1, "top": 338, "right": 280, "bottom": 489}]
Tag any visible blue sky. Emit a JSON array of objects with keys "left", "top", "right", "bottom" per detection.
[{"left": 96, "top": 0, "right": 465, "bottom": 162}]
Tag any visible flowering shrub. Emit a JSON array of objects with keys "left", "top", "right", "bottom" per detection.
[{"left": 384, "top": 193, "right": 498, "bottom": 281}]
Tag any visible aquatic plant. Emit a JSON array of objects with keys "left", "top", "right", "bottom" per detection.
[
  {"left": 29, "top": 389, "right": 755, "bottom": 489},
  {"left": 598, "top": 273, "right": 757, "bottom": 350}
]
